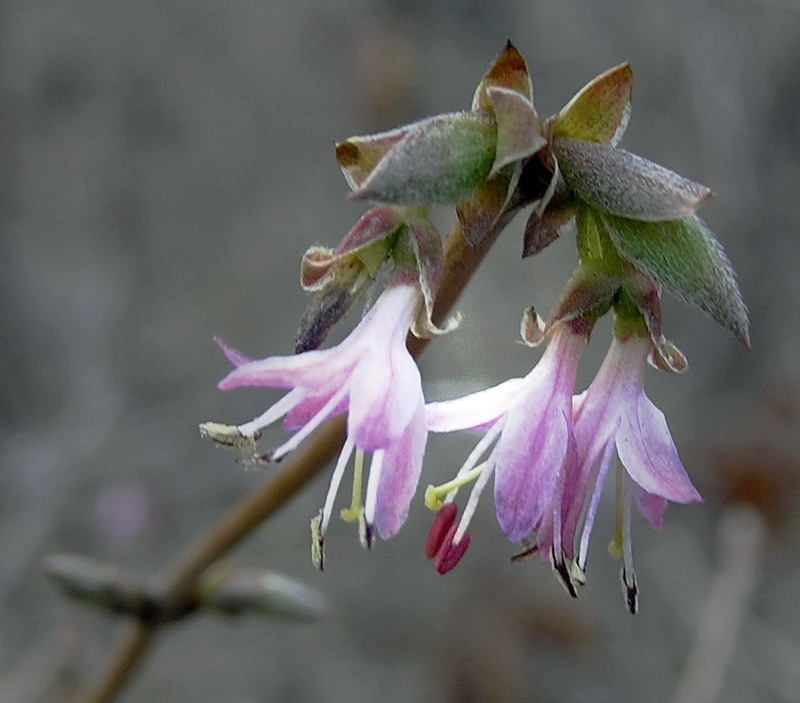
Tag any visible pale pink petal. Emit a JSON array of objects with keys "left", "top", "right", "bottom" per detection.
[
  {"left": 637, "top": 488, "right": 668, "bottom": 530},
  {"left": 218, "top": 345, "right": 355, "bottom": 390},
  {"left": 282, "top": 390, "right": 348, "bottom": 430},
  {"left": 616, "top": 392, "right": 701, "bottom": 503},
  {"left": 215, "top": 337, "right": 253, "bottom": 366},
  {"left": 348, "top": 342, "right": 422, "bottom": 451},
  {"left": 425, "top": 378, "right": 525, "bottom": 432},
  {"left": 494, "top": 400, "right": 571, "bottom": 541},
  {"left": 373, "top": 400, "right": 427, "bottom": 539}
]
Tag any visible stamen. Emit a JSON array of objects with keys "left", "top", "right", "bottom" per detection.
[
  {"left": 620, "top": 566, "right": 638, "bottom": 615},
  {"left": 550, "top": 546, "right": 578, "bottom": 598},
  {"left": 199, "top": 422, "right": 261, "bottom": 453},
  {"left": 359, "top": 511, "right": 374, "bottom": 550},
  {"left": 424, "top": 463, "right": 486, "bottom": 511},
  {"left": 310, "top": 510, "right": 325, "bottom": 571},
  {"left": 621, "top": 472, "right": 638, "bottom": 614},
  {"left": 444, "top": 418, "right": 506, "bottom": 503},
  {"left": 454, "top": 455, "right": 497, "bottom": 544},
  {"left": 340, "top": 448, "right": 365, "bottom": 523},
  {"left": 577, "top": 438, "right": 616, "bottom": 572},
  {"left": 436, "top": 524, "right": 471, "bottom": 574},
  {"left": 236, "top": 387, "right": 306, "bottom": 438},
  {"left": 510, "top": 538, "right": 538, "bottom": 562},
  {"left": 425, "top": 503, "right": 458, "bottom": 559},
  {"left": 320, "top": 437, "right": 355, "bottom": 535},
  {"left": 608, "top": 458, "right": 625, "bottom": 560},
  {"left": 362, "top": 449, "right": 385, "bottom": 546},
  {"left": 270, "top": 384, "right": 350, "bottom": 461}
]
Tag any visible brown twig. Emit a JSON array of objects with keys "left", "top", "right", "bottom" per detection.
[{"left": 74, "top": 216, "right": 509, "bottom": 703}]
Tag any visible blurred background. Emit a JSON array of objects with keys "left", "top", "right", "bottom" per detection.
[{"left": 2, "top": 1, "right": 799, "bottom": 701}]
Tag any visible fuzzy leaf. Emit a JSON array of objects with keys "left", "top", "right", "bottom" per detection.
[
  {"left": 472, "top": 41, "right": 532, "bottom": 111},
  {"left": 603, "top": 213, "right": 749, "bottom": 346},
  {"left": 554, "top": 138, "right": 711, "bottom": 220},
  {"left": 336, "top": 126, "right": 416, "bottom": 191},
  {"left": 486, "top": 86, "right": 546, "bottom": 176},
  {"left": 551, "top": 64, "right": 633, "bottom": 145},
  {"left": 351, "top": 112, "right": 496, "bottom": 205}
]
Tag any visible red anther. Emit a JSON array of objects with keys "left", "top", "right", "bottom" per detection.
[
  {"left": 435, "top": 524, "right": 471, "bottom": 574},
  {"left": 425, "top": 502, "right": 458, "bottom": 559}
]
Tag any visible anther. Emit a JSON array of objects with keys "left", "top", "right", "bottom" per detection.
[
  {"left": 550, "top": 548, "right": 578, "bottom": 598},
  {"left": 620, "top": 567, "right": 638, "bottom": 614},
  {"left": 425, "top": 503, "right": 458, "bottom": 559},
  {"left": 436, "top": 524, "right": 471, "bottom": 574}
]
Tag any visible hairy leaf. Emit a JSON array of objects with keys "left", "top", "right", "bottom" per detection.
[
  {"left": 551, "top": 63, "right": 633, "bottom": 145},
  {"left": 603, "top": 213, "right": 749, "bottom": 346},
  {"left": 555, "top": 138, "right": 711, "bottom": 221}
]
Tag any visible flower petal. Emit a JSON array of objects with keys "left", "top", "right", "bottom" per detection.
[
  {"left": 373, "top": 401, "right": 427, "bottom": 539},
  {"left": 425, "top": 378, "right": 525, "bottom": 432},
  {"left": 282, "top": 390, "right": 348, "bottom": 430},
  {"left": 616, "top": 392, "right": 701, "bottom": 503},
  {"left": 637, "top": 488, "right": 668, "bottom": 530},
  {"left": 218, "top": 345, "right": 353, "bottom": 390},
  {"left": 493, "top": 398, "right": 571, "bottom": 541},
  {"left": 214, "top": 337, "right": 253, "bottom": 367},
  {"left": 348, "top": 341, "right": 422, "bottom": 451}
]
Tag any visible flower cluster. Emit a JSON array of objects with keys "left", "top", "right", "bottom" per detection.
[{"left": 201, "top": 43, "right": 748, "bottom": 611}]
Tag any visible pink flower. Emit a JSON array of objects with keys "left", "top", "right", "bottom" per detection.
[
  {"left": 424, "top": 325, "right": 587, "bottom": 569},
  {"left": 557, "top": 332, "right": 701, "bottom": 611},
  {"left": 215, "top": 282, "right": 427, "bottom": 559}
]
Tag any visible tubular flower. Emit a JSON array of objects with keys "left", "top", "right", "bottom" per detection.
[
  {"left": 204, "top": 281, "right": 427, "bottom": 567},
  {"left": 559, "top": 331, "right": 702, "bottom": 612},
  {"left": 424, "top": 324, "right": 587, "bottom": 572}
]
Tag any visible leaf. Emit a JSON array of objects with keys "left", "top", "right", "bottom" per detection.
[
  {"left": 472, "top": 40, "right": 532, "bottom": 111},
  {"left": 336, "top": 127, "right": 413, "bottom": 191},
  {"left": 602, "top": 213, "right": 749, "bottom": 346},
  {"left": 551, "top": 63, "right": 633, "bottom": 145},
  {"left": 350, "top": 112, "right": 496, "bottom": 205},
  {"left": 554, "top": 137, "right": 711, "bottom": 221},
  {"left": 486, "top": 86, "right": 546, "bottom": 176}
]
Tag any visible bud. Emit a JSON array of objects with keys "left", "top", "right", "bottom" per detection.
[{"left": 201, "top": 566, "right": 328, "bottom": 622}]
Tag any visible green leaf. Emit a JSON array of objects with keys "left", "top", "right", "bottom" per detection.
[
  {"left": 336, "top": 127, "right": 412, "bottom": 191},
  {"left": 554, "top": 138, "right": 711, "bottom": 221},
  {"left": 551, "top": 63, "right": 633, "bottom": 145},
  {"left": 350, "top": 112, "right": 496, "bottom": 205},
  {"left": 602, "top": 213, "right": 749, "bottom": 346}
]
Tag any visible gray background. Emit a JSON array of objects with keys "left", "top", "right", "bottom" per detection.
[{"left": 2, "top": 1, "right": 799, "bottom": 701}]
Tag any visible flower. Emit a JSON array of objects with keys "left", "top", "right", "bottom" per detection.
[
  {"left": 205, "top": 281, "right": 428, "bottom": 567},
  {"left": 559, "top": 331, "right": 702, "bottom": 611},
  {"left": 424, "top": 324, "right": 587, "bottom": 571}
]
